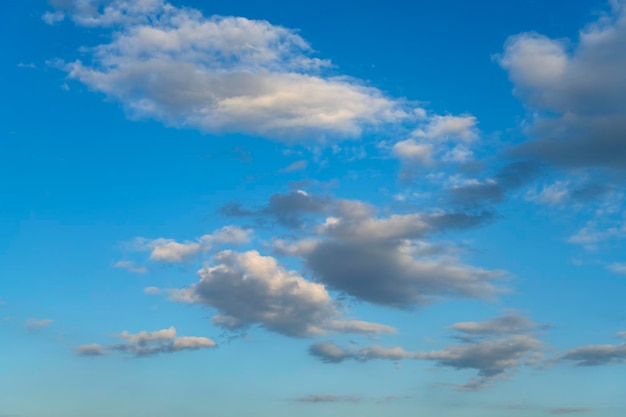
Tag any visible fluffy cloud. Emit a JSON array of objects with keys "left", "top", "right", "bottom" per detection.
[
  {"left": 165, "top": 250, "right": 394, "bottom": 338},
  {"left": 129, "top": 226, "right": 251, "bottom": 262},
  {"left": 291, "top": 200, "right": 502, "bottom": 309},
  {"left": 76, "top": 327, "right": 216, "bottom": 357},
  {"left": 310, "top": 314, "right": 545, "bottom": 390},
  {"left": 49, "top": 1, "right": 410, "bottom": 143},
  {"left": 500, "top": 2, "right": 626, "bottom": 169}
]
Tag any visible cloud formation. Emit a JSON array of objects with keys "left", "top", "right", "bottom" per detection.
[
  {"left": 165, "top": 250, "right": 394, "bottom": 338},
  {"left": 562, "top": 340, "right": 626, "bottom": 366},
  {"left": 500, "top": 2, "right": 626, "bottom": 169},
  {"left": 129, "top": 226, "right": 251, "bottom": 263},
  {"left": 310, "top": 314, "right": 545, "bottom": 390},
  {"left": 76, "top": 327, "right": 216, "bottom": 357},
  {"left": 50, "top": 0, "right": 410, "bottom": 143}
]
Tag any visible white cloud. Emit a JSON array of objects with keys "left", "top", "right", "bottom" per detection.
[
  {"left": 114, "top": 260, "right": 148, "bottom": 274},
  {"left": 76, "top": 326, "right": 216, "bottom": 357},
  {"left": 392, "top": 139, "right": 433, "bottom": 165},
  {"left": 50, "top": 1, "right": 410, "bottom": 143},
  {"left": 129, "top": 226, "right": 252, "bottom": 263},
  {"left": 42, "top": 11, "right": 65, "bottom": 25},
  {"left": 412, "top": 115, "right": 478, "bottom": 142}
]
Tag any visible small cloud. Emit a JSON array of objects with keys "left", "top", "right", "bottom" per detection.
[
  {"left": 607, "top": 263, "right": 626, "bottom": 275},
  {"left": 293, "top": 394, "right": 361, "bottom": 403},
  {"left": 280, "top": 160, "right": 308, "bottom": 173},
  {"left": 76, "top": 327, "right": 216, "bottom": 358},
  {"left": 17, "top": 62, "right": 36, "bottom": 69},
  {"left": 114, "top": 260, "right": 148, "bottom": 274},
  {"left": 549, "top": 407, "right": 592, "bottom": 415},
  {"left": 75, "top": 344, "right": 108, "bottom": 356},
  {"left": 25, "top": 318, "right": 53, "bottom": 330},
  {"left": 42, "top": 11, "right": 65, "bottom": 25},
  {"left": 144, "top": 286, "right": 163, "bottom": 295}
]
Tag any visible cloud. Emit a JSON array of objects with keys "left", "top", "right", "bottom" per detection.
[
  {"left": 549, "top": 408, "right": 592, "bottom": 415},
  {"left": 412, "top": 115, "right": 479, "bottom": 143},
  {"left": 166, "top": 250, "right": 394, "bottom": 338},
  {"left": 293, "top": 394, "right": 361, "bottom": 403},
  {"left": 449, "top": 161, "right": 540, "bottom": 205},
  {"left": 392, "top": 140, "right": 433, "bottom": 165},
  {"left": 607, "top": 262, "right": 626, "bottom": 275},
  {"left": 499, "top": 3, "right": 626, "bottom": 169},
  {"left": 128, "top": 226, "right": 251, "bottom": 262},
  {"left": 562, "top": 341, "right": 626, "bottom": 366},
  {"left": 42, "top": 11, "right": 65, "bottom": 25},
  {"left": 304, "top": 240, "right": 503, "bottom": 309},
  {"left": 49, "top": 0, "right": 411, "bottom": 143},
  {"left": 76, "top": 327, "right": 216, "bottom": 357},
  {"left": 114, "top": 260, "right": 148, "bottom": 274},
  {"left": 310, "top": 314, "right": 545, "bottom": 390},
  {"left": 25, "top": 319, "right": 53, "bottom": 330},
  {"left": 220, "top": 190, "right": 332, "bottom": 228},
  {"left": 448, "top": 313, "right": 549, "bottom": 338},
  {"left": 257, "top": 191, "right": 502, "bottom": 309},
  {"left": 280, "top": 160, "right": 308, "bottom": 173},
  {"left": 419, "top": 335, "right": 542, "bottom": 390}
]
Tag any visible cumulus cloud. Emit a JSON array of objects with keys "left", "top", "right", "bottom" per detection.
[
  {"left": 129, "top": 226, "right": 251, "bottom": 262},
  {"left": 165, "top": 250, "right": 393, "bottom": 338},
  {"left": 76, "top": 327, "right": 216, "bottom": 357},
  {"left": 310, "top": 314, "right": 545, "bottom": 390},
  {"left": 250, "top": 190, "right": 502, "bottom": 309},
  {"left": 500, "top": 3, "right": 626, "bottom": 169},
  {"left": 48, "top": 0, "right": 411, "bottom": 143}
]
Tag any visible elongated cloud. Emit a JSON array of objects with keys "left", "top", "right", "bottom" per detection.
[
  {"left": 49, "top": 0, "right": 409, "bottom": 142},
  {"left": 310, "top": 314, "right": 546, "bottom": 390},
  {"left": 129, "top": 226, "right": 251, "bottom": 263},
  {"left": 76, "top": 327, "right": 216, "bottom": 357}
]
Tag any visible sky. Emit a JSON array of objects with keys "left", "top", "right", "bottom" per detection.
[{"left": 1, "top": 0, "right": 626, "bottom": 416}]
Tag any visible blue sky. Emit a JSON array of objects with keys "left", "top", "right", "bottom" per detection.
[{"left": 2, "top": 0, "right": 626, "bottom": 416}]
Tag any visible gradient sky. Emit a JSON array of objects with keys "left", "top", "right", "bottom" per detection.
[{"left": 2, "top": 1, "right": 626, "bottom": 416}]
